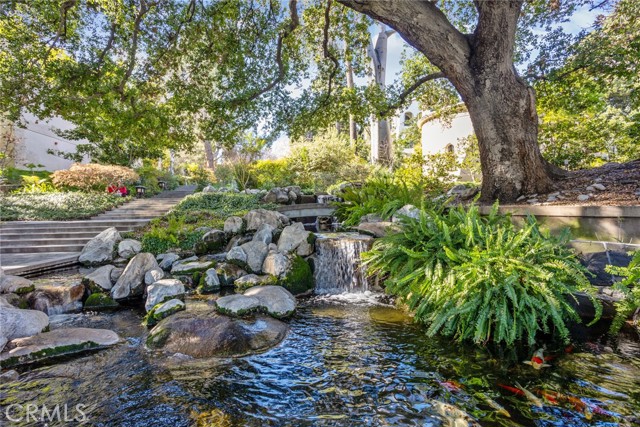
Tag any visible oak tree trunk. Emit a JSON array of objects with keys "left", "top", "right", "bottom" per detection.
[
  {"left": 203, "top": 140, "right": 215, "bottom": 170},
  {"left": 338, "top": 0, "right": 564, "bottom": 202}
]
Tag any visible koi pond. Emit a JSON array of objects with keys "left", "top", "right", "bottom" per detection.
[{"left": 1, "top": 289, "right": 639, "bottom": 427}]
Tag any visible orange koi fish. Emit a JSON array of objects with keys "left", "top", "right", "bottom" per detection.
[{"left": 523, "top": 348, "right": 551, "bottom": 370}]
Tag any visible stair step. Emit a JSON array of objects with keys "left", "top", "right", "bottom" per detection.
[
  {"left": 1, "top": 220, "right": 150, "bottom": 229},
  {"left": 0, "top": 231, "right": 105, "bottom": 239},
  {"left": 1, "top": 238, "right": 92, "bottom": 246},
  {"left": 1, "top": 244, "right": 87, "bottom": 254},
  {"left": 1, "top": 226, "right": 141, "bottom": 234}
]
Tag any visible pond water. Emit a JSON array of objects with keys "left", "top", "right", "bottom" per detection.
[{"left": 1, "top": 290, "right": 639, "bottom": 427}]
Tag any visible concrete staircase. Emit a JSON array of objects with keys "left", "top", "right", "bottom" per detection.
[{"left": 0, "top": 185, "right": 195, "bottom": 276}]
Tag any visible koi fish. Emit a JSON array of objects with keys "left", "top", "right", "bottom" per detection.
[
  {"left": 535, "top": 389, "right": 559, "bottom": 405},
  {"left": 498, "top": 384, "right": 525, "bottom": 397},
  {"left": 439, "top": 380, "right": 463, "bottom": 393},
  {"left": 523, "top": 348, "right": 551, "bottom": 369},
  {"left": 431, "top": 400, "right": 481, "bottom": 427},
  {"left": 476, "top": 392, "right": 511, "bottom": 418},
  {"left": 565, "top": 395, "right": 593, "bottom": 420},
  {"left": 515, "top": 382, "right": 544, "bottom": 408}
]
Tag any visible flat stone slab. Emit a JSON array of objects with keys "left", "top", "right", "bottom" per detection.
[{"left": 0, "top": 327, "right": 120, "bottom": 367}]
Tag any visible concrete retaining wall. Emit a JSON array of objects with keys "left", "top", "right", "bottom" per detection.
[{"left": 479, "top": 205, "right": 640, "bottom": 244}]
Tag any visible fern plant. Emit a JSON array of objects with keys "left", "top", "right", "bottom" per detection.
[
  {"left": 333, "top": 173, "right": 428, "bottom": 226},
  {"left": 605, "top": 250, "right": 640, "bottom": 334},
  {"left": 363, "top": 203, "right": 602, "bottom": 346}
]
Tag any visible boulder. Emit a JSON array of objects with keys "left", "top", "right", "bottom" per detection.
[
  {"left": 143, "top": 298, "right": 185, "bottom": 327},
  {"left": 277, "top": 255, "right": 314, "bottom": 295},
  {"left": 244, "top": 285, "right": 296, "bottom": 318},
  {"left": 111, "top": 253, "right": 160, "bottom": 300},
  {"left": 84, "top": 293, "right": 119, "bottom": 311},
  {"left": 240, "top": 241, "right": 270, "bottom": 273},
  {"left": 202, "top": 185, "right": 216, "bottom": 193},
  {"left": 144, "top": 268, "right": 165, "bottom": 286},
  {"left": 197, "top": 268, "right": 221, "bottom": 294},
  {"left": 0, "top": 328, "right": 120, "bottom": 367},
  {"left": 118, "top": 239, "right": 142, "bottom": 259},
  {"left": 145, "top": 279, "right": 185, "bottom": 312},
  {"left": 226, "top": 234, "right": 253, "bottom": 252},
  {"left": 195, "top": 229, "right": 227, "bottom": 255},
  {"left": 146, "top": 310, "right": 288, "bottom": 358},
  {"left": 227, "top": 246, "right": 248, "bottom": 266},
  {"left": 391, "top": 204, "right": 420, "bottom": 223},
  {"left": 216, "top": 294, "right": 262, "bottom": 316},
  {"left": 234, "top": 274, "right": 275, "bottom": 292},
  {"left": 354, "top": 221, "right": 400, "bottom": 238},
  {"left": 0, "top": 303, "right": 49, "bottom": 348},
  {"left": 262, "top": 251, "right": 291, "bottom": 278},
  {"left": 27, "top": 282, "right": 85, "bottom": 315},
  {"left": 224, "top": 216, "right": 246, "bottom": 235},
  {"left": 216, "top": 263, "right": 248, "bottom": 287},
  {"left": 447, "top": 184, "right": 468, "bottom": 196},
  {"left": 78, "top": 227, "right": 122, "bottom": 265},
  {"left": 170, "top": 260, "right": 214, "bottom": 275},
  {"left": 82, "top": 265, "right": 115, "bottom": 292},
  {"left": 0, "top": 275, "right": 35, "bottom": 294},
  {"left": 277, "top": 222, "right": 315, "bottom": 256},
  {"left": 244, "top": 209, "right": 290, "bottom": 232},
  {"left": 253, "top": 224, "right": 275, "bottom": 245},
  {"left": 110, "top": 267, "right": 124, "bottom": 283},
  {"left": 158, "top": 253, "right": 181, "bottom": 270}
]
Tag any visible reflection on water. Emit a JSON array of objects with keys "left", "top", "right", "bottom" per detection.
[{"left": 1, "top": 299, "right": 639, "bottom": 427}]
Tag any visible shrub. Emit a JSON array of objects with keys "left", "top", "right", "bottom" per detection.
[
  {"left": 16, "top": 175, "right": 56, "bottom": 193},
  {"left": 0, "top": 193, "right": 129, "bottom": 220},
  {"left": 333, "top": 173, "right": 428, "bottom": 226},
  {"left": 141, "top": 215, "right": 205, "bottom": 254},
  {"left": 363, "top": 204, "right": 601, "bottom": 346},
  {"left": 51, "top": 163, "right": 139, "bottom": 191},
  {"left": 250, "top": 159, "right": 295, "bottom": 189},
  {"left": 606, "top": 250, "right": 640, "bottom": 335}
]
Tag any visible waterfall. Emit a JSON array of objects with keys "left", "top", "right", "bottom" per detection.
[{"left": 313, "top": 233, "right": 374, "bottom": 294}]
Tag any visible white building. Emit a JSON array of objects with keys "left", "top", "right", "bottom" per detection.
[{"left": 1, "top": 113, "right": 89, "bottom": 171}]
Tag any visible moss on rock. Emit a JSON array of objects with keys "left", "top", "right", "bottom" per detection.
[
  {"left": 279, "top": 255, "right": 314, "bottom": 295},
  {"left": 84, "top": 293, "right": 119, "bottom": 311}
]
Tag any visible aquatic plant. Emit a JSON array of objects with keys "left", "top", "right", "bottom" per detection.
[
  {"left": 606, "top": 250, "right": 640, "bottom": 334},
  {"left": 364, "top": 203, "right": 601, "bottom": 346}
]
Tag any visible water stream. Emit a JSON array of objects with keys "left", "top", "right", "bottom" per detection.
[
  {"left": 1, "top": 293, "right": 639, "bottom": 427},
  {"left": 313, "top": 233, "right": 374, "bottom": 294}
]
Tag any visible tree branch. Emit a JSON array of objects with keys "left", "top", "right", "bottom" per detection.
[
  {"left": 118, "top": 0, "right": 153, "bottom": 97},
  {"left": 227, "top": 0, "right": 299, "bottom": 106},
  {"left": 379, "top": 71, "right": 445, "bottom": 117},
  {"left": 322, "top": 0, "right": 340, "bottom": 100}
]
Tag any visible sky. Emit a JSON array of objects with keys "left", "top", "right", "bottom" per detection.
[{"left": 265, "top": 4, "right": 602, "bottom": 159}]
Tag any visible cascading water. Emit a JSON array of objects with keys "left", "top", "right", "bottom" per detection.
[{"left": 313, "top": 233, "right": 374, "bottom": 294}]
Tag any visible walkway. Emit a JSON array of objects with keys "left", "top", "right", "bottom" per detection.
[{"left": 0, "top": 185, "right": 196, "bottom": 276}]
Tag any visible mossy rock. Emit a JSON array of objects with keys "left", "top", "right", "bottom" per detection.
[
  {"left": 279, "top": 255, "right": 314, "bottom": 295},
  {"left": 84, "top": 293, "right": 119, "bottom": 311},
  {"left": 143, "top": 299, "right": 185, "bottom": 327},
  {"left": 233, "top": 274, "right": 277, "bottom": 293},
  {"left": 14, "top": 285, "right": 36, "bottom": 295}
]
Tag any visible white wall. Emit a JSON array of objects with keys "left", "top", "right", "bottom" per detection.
[
  {"left": 11, "top": 113, "right": 89, "bottom": 171},
  {"left": 420, "top": 112, "right": 474, "bottom": 157}
]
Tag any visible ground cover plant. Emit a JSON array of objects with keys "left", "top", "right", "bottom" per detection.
[
  {"left": 0, "top": 193, "right": 130, "bottom": 221},
  {"left": 138, "top": 192, "right": 277, "bottom": 254},
  {"left": 364, "top": 204, "right": 602, "bottom": 346}
]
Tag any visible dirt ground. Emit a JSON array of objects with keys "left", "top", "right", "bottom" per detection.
[{"left": 512, "top": 160, "right": 640, "bottom": 206}]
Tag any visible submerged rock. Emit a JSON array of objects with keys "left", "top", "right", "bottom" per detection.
[
  {"left": 146, "top": 309, "right": 288, "bottom": 358},
  {"left": 145, "top": 279, "right": 185, "bottom": 312},
  {"left": 143, "top": 298, "right": 185, "bottom": 327},
  {"left": 243, "top": 286, "right": 296, "bottom": 319},
  {"left": 78, "top": 227, "right": 122, "bottom": 265},
  {"left": 0, "top": 275, "right": 35, "bottom": 294},
  {"left": 27, "top": 282, "right": 85, "bottom": 315},
  {"left": 0, "top": 327, "right": 120, "bottom": 367},
  {"left": 111, "top": 253, "right": 160, "bottom": 300}
]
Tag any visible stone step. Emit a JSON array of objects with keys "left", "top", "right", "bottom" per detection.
[
  {"left": 0, "top": 231, "right": 106, "bottom": 239},
  {"left": 1, "top": 237, "right": 93, "bottom": 247},
  {"left": 0, "top": 219, "right": 151, "bottom": 229},
  {"left": 0, "top": 226, "right": 141, "bottom": 235},
  {"left": 1, "top": 244, "right": 87, "bottom": 254}
]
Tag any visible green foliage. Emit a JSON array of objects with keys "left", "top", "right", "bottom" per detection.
[
  {"left": 0, "top": 192, "right": 129, "bottom": 221},
  {"left": 280, "top": 255, "right": 314, "bottom": 295},
  {"left": 363, "top": 204, "right": 601, "bottom": 346},
  {"left": 139, "top": 192, "right": 272, "bottom": 255},
  {"left": 287, "top": 130, "right": 371, "bottom": 191},
  {"left": 333, "top": 172, "right": 429, "bottom": 227},
  {"left": 15, "top": 175, "right": 56, "bottom": 194},
  {"left": 606, "top": 250, "right": 640, "bottom": 335},
  {"left": 250, "top": 159, "right": 296, "bottom": 190}
]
